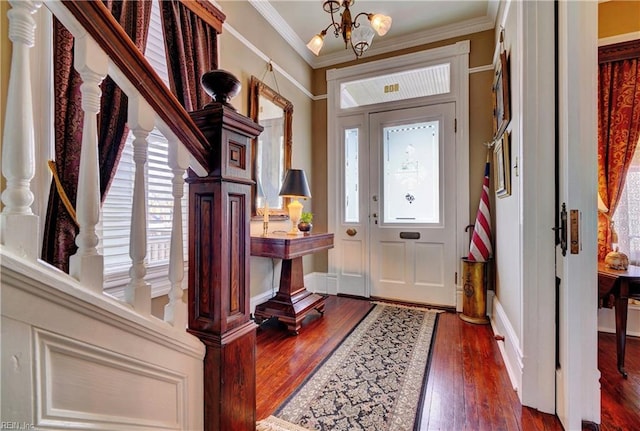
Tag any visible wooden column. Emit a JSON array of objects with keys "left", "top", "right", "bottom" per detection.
[{"left": 187, "top": 103, "right": 262, "bottom": 431}]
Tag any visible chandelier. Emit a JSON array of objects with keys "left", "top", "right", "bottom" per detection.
[{"left": 306, "top": 0, "right": 392, "bottom": 59}]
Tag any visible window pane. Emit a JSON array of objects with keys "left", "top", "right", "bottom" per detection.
[
  {"left": 340, "top": 63, "right": 450, "bottom": 109},
  {"left": 344, "top": 128, "right": 359, "bottom": 223},
  {"left": 612, "top": 145, "right": 640, "bottom": 265},
  {"left": 383, "top": 121, "right": 439, "bottom": 224}
]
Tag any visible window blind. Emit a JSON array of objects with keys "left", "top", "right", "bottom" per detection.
[{"left": 101, "top": 0, "right": 188, "bottom": 296}]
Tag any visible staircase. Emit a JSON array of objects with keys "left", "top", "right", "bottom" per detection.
[{"left": 1, "top": 1, "right": 255, "bottom": 429}]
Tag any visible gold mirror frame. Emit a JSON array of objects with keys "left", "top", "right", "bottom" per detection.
[{"left": 249, "top": 75, "right": 293, "bottom": 218}]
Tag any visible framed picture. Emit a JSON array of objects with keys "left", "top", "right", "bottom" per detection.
[
  {"left": 492, "top": 50, "right": 511, "bottom": 139},
  {"left": 494, "top": 132, "right": 511, "bottom": 198}
]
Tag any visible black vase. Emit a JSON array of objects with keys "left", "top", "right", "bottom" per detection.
[{"left": 201, "top": 70, "right": 241, "bottom": 109}]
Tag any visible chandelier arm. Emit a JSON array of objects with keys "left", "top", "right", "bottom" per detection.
[
  {"left": 352, "top": 12, "right": 370, "bottom": 28},
  {"left": 321, "top": 21, "right": 341, "bottom": 38},
  {"left": 329, "top": 8, "right": 342, "bottom": 37},
  {"left": 350, "top": 40, "right": 362, "bottom": 59}
]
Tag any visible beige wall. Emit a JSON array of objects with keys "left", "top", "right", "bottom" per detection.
[
  {"left": 217, "top": 2, "right": 316, "bottom": 298},
  {"left": 599, "top": 0, "right": 640, "bottom": 38},
  {"left": 1, "top": 1, "right": 10, "bottom": 206}
]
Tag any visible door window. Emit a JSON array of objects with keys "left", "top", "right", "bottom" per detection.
[{"left": 383, "top": 121, "right": 440, "bottom": 224}]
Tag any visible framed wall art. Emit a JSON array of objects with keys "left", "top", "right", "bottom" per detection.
[
  {"left": 494, "top": 131, "right": 511, "bottom": 198},
  {"left": 492, "top": 49, "right": 511, "bottom": 139}
]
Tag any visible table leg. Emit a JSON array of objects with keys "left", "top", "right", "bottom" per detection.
[
  {"left": 615, "top": 295, "right": 629, "bottom": 378},
  {"left": 253, "top": 256, "right": 326, "bottom": 335}
]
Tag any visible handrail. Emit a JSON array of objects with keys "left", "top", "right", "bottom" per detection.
[{"left": 59, "top": 0, "right": 214, "bottom": 172}]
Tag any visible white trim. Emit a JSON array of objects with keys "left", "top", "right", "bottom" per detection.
[
  {"left": 327, "top": 42, "right": 470, "bottom": 83},
  {"left": 32, "top": 6, "right": 55, "bottom": 255},
  {"left": 222, "top": 22, "right": 315, "bottom": 100},
  {"left": 1, "top": 250, "right": 204, "bottom": 357},
  {"left": 249, "top": 272, "right": 332, "bottom": 315},
  {"left": 247, "top": 0, "right": 317, "bottom": 66},
  {"left": 490, "top": 295, "right": 523, "bottom": 394},
  {"left": 598, "top": 305, "right": 640, "bottom": 337},
  {"left": 313, "top": 16, "right": 492, "bottom": 69},
  {"left": 469, "top": 64, "right": 494, "bottom": 74},
  {"left": 518, "top": 0, "right": 557, "bottom": 414},
  {"left": 303, "top": 272, "right": 329, "bottom": 295},
  {"left": 250, "top": 290, "right": 274, "bottom": 316},
  {"left": 327, "top": 42, "right": 470, "bottom": 307},
  {"left": 249, "top": 0, "right": 496, "bottom": 70},
  {"left": 598, "top": 31, "right": 640, "bottom": 47},
  {"left": 556, "top": 1, "right": 600, "bottom": 428},
  {"left": 103, "top": 263, "right": 188, "bottom": 300}
]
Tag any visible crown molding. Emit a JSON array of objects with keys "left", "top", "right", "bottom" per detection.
[
  {"left": 247, "top": 1, "right": 497, "bottom": 69},
  {"left": 313, "top": 15, "right": 493, "bottom": 69},
  {"left": 598, "top": 31, "right": 640, "bottom": 47},
  {"left": 248, "top": 0, "right": 317, "bottom": 65}
]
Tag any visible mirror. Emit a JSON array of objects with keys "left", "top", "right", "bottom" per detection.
[{"left": 249, "top": 75, "right": 293, "bottom": 218}]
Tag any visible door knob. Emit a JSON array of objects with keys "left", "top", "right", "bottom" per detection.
[{"left": 346, "top": 228, "right": 357, "bottom": 237}]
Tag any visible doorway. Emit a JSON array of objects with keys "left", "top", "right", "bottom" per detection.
[
  {"left": 368, "top": 104, "right": 457, "bottom": 305},
  {"left": 327, "top": 43, "right": 470, "bottom": 310}
]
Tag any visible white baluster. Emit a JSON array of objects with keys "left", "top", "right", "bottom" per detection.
[
  {"left": 68, "top": 36, "right": 107, "bottom": 292},
  {"left": 124, "top": 97, "right": 154, "bottom": 314},
  {"left": 164, "top": 139, "right": 189, "bottom": 328},
  {"left": 0, "top": 1, "right": 41, "bottom": 259}
]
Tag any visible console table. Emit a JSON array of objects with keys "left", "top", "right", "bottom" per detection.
[
  {"left": 598, "top": 262, "right": 640, "bottom": 378},
  {"left": 251, "top": 232, "right": 334, "bottom": 335}
]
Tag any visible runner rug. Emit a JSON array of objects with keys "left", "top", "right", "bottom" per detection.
[{"left": 256, "top": 304, "right": 441, "bottom": 431}]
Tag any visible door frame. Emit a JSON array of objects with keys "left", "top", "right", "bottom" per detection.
[
  {"left": 555, "top": 1, "right": 600, "bottom": 428},
  {"left": 326, "top": 42, "right": 470, "bottom": 311}
]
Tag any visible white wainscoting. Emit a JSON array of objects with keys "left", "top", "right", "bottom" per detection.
[
  {"left": 1, "top": 253, "right": 204, "bottom": 431},
  {"left": 598, "top": 302, "right": 640, "bottom": 336},
  {"left": 489, "top": 293, "right": 524, "bottom": 396}
]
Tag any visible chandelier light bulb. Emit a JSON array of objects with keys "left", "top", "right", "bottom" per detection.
[
  {"left": 369, "top": 14, "right": 392, "bottom": 36},
  {"left": 307, "top": 33, "right": 325, "bottom": 56}
]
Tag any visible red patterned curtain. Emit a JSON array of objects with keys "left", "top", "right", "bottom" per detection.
[
  {"left": 42, "top": 1, "right": 152, "bottom": 272},
  {"left": 160, "top": 0, "right": 218, "bottom": 111},
  {"left": 597, "top": 41, "right": 640, "bottom": 260}
]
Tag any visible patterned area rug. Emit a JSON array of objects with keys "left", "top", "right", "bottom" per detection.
[{"left": 257, "top": 304, "right": 440, "bottom": 431}]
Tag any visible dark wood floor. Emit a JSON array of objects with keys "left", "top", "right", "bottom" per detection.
[
  {"left": 255, "top": 295, "right": 560, "bottom": 429},
  {"left": 598, "top": 331, "right": 640, "bottom": 431}
]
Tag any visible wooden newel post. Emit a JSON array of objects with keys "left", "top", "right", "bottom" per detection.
[{"left": 187, "top": 103, "right": 263, "bottom": 431}]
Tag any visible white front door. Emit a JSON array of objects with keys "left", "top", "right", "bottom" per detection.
[{"left": 368, "top": 103, "right": 457, "bottom": 306}]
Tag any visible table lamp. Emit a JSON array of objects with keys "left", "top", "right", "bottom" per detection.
[
  {"left": 279, "top": 169, "right": 311, "bottom": 235},
  {"left": 599, "top": 192, "right": 628, "bottom": 270}
]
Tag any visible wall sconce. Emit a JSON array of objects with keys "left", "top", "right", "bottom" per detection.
[{"left": 279, "top": 169, "right": 311, "bottom": 235}]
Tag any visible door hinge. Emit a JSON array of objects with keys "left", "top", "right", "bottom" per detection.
[
  {"left": 454, "top": 118, "right": 457, "bottom": 133},
  {"left": 455, "top": 271, "right": 458, "bottom": 284}
]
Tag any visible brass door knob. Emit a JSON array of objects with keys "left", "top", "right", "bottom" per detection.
[{"left": 346, "top": 228, "right": 357, "bottom": 237}]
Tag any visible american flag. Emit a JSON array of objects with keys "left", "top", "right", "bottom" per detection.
[{"left": 468, "top": 160, "right": 492, "bottom": 261}]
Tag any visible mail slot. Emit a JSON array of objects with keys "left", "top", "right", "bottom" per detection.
[{"left": 399, "top": 232, "right": 420, "bottom": 240}]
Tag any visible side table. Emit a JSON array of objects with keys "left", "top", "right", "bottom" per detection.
[
  {"left": 598, "top": 262, "right": 640, "bottom": 378},
  {"left": 251, "top": 232, "right": 334, "bottom": 335}
]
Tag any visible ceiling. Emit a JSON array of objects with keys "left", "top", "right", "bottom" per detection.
[{"left": 248, "top": 0, "right": 500, "bottom": 69}]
